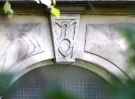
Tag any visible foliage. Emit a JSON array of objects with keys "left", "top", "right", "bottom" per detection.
[
  {"left": 120, "top": 26, "right": 135, "bottom": 67},
  {"left": 108, "top": 25, "right": 135, "bottom": 99},
  {"left": 109, "top": 78, "right": 135, "bottom": 99},
  {"left": 3, "top": 0, "right": 14, "bottom": 19},
  {"left": 3, "top": 0, "right": 60, "bottom": 18},
  {"left": 35, "top": 0, "right": 60, "bottom": 18},
  {"left": 0, "top": 73, "right": 13, "bottom": 96},
  {"left": 51, "top": 7, "right": 60, "bottom": 18}
]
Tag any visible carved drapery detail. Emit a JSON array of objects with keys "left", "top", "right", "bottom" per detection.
[{"left": 51, "top": 15, "right": 80, "bottom": 63}]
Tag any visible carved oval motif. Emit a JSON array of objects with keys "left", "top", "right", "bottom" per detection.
[{"left": 58, "top": 39, "right": 71, "bottom": 57}]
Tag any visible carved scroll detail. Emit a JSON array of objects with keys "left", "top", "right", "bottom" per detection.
[{"left": 51, "top": 15, "right": 80, "bottom": 63}]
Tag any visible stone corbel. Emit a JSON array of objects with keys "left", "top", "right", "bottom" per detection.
[{"left": 51, "top": 15, "right": 80, "bottom": 63}]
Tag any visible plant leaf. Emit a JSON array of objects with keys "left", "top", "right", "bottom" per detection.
[
  {"left": 51, "top": 7, "right": 60, "bottom": 18},
  {"left": 7, "top": 9, "right": 14, "bottom": 19},
  {"left": 3, "top": 1, "right": 14, "bottom": 18},
  {"left": 3, "top": 1, "right": 11, "bottom": 14},
  {"left": 0, "top": 73, "right": 13, "bottom": 95},
  {"left": 53, "top": 0, "right": 56, "bottom": 6}
]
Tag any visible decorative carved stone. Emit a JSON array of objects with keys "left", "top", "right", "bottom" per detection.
[
  {"left": 51, "top": 15, "right": 80, "bottom": 63},
  {"left": 0, "top": 23, "right": 44, "bottom": 70},
  {"left": 84, "top": 24, "right": 126, "bottom": 66}
]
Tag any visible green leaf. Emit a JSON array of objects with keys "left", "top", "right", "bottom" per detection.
[
  {"left": 3, "top": 1, "right": 11, "bottom": 14},
  {"left": 3, "top": 1, "right": 14, "bottom": 19},
  {"left": 0, "top": 73, "right": 13, "bottom": 95},
  {"left": 53, "top": 0, "right": 56, "bottom": 6},
  {"left": 7, "top": 9, "right": 14, "bottom": 19},
  {"left": 51, "top": 7, "right": 60, "bottom": 18}
]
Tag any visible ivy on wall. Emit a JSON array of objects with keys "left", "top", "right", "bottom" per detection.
[{"left": 3, "top": 0, "right": 60, "bottom": 18}]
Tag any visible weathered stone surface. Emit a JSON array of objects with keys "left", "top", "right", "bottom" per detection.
[
  {"left": 0, "top": 15, "right": 132, "bottom": 81},
  {"left": 84, "top": 24, "right": 125, "bottom": 67},
  {"left": 51, "top": 15, "right": 80, "bottom": 63},
  {"left": 0, "top": 15, "right": 53, "bottom": 71},
  {"left": 0, "top": 0, "right": 133, "bottom": 82},
  {"left": 0, "top": 23, "right": 43, "bottom": 69}
]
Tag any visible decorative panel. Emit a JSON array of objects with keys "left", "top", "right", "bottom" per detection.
[
  {"left": 84, "top": 24, "right": 127, "bottom": 65},
  {"left": 51, "top": 15, "right": 80, "bottom": 63},
  {"left": 0, "top": 23, "right": 44, "bottom": 70}
]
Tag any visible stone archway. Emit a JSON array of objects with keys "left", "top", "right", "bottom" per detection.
[
  {"left": 0, "top": 1, "right": 134, "bottom": 99},
  {"left": 3, "top": 62, "right": 112, "bottom": 99}
]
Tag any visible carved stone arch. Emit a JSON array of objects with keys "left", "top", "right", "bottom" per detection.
[
  {"left": 8, "top": 59, "right": 126, "bottom": 86},
  {"left": 77, "top": 53, "right": 130, "bottom": 82},
  {"left": 2, "top": 58, "right": 128, "bottom": 99}
]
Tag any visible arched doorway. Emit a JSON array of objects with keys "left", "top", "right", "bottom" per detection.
[{"left": 4, "top": 64, "right": 111, "bottom": 99}]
